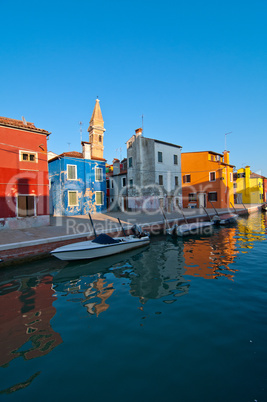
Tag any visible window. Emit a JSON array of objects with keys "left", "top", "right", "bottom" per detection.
[
  {"left": 122, "top": 177, "right": 126, "bottom": 187},
  {"left": 17, "top": 195, "right": 35, "bottom": 217},
  {"left": 129, "top": 157, "right": 132, "bottom": 168},
  {"left": 237, "top": 173, "right": 245, "bottom": 178},
  {"left": 175, "top": 176, "right": 179, "bottom": 186},
  {"left": 68, "top": 191, "right": 78, "bottom": 206},
  {"left": 234, "top": 183, "right": 237, "bottom": 189},
  {"left": 95, "top": 167, "right": 103, "bottom": 181},
  {"left": 19, "top": 151, "right": 37, "bottom": 162},
  {"left": 230, "top": 172, "right": 233, "bottom": 182},
  {"left": 99, "top": 135, "right": 102, "bottom": 142},
  {"left": 189, "top": 193, "right": 197, "bottom": 201},
  {"left": 184, "top": 174, "right": 191, "bottom": 183},
  {"left": 129, "top": 179, "right": 133, "bottom": 188},
  {"left": 159, "top": 175, "right": 163, "bottom": 185},
  {"left": 111, "top": 180, "right": 114, "bottom": 189},
  {"left": 174, "top": 154, "right": 178, "bottom": 165},
  {"left": 158, "top": 152, "right": 163, "bottom": 163},
  {"left": 209, "top": 171, "right": 216, "bottom": 182},
  {"left": 95, "top": 191, "right": 104, "bottom": 205},
  {"left": 67, "top": 165, "right": 77, "bottom": 180},
  {"left": 208, "top": 192, "right": 217, "bottom": 202},
  {"left": 106, "top": 180, "right": 110, "bottom": 189}
]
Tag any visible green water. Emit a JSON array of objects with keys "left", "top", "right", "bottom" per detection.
[{"left": 0, "top": 213, "right": 266, "bottom": 401}]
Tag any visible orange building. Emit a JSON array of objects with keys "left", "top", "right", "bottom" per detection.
[{"left": 181, "top": 150, "right": 235, "bottom": 209}]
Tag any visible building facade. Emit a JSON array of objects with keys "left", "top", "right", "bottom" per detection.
[
  {"left": 234, "top": 166, "right": 265, "bottom": 204},
  {"left": 0, "top": 116, "right": 50, "bottom": 229},
  {"left": 181, "top": 150, "right": 235, "bottom": 209},
  {"left": 106, "top": 158, "right": 127, "bottom": 211},
  {"left": 127, "top": 128, "right": 182, "bottom": 211},
  {"left": 49, "top": 99, "right": 106, "bottom": 216}
]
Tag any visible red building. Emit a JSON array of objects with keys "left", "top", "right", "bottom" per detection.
[{"left": 0, "top": 117, "right": 51, "bottom": 229}]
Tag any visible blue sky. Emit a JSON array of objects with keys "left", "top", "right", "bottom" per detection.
[{"left": 1, "top": 0, "right": 266, "bottom": 175}]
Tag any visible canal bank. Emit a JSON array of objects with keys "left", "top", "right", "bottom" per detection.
[{"left": 0, "top": 204, "right": 262, "bottom": 266}]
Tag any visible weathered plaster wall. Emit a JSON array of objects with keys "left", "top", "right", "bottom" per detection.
[{"left": 49, "top": 157, "right": 106, "bottom": 216}]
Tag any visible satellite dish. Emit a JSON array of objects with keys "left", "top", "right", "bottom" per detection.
[{"left": 22, "top": 116, "right": 27, "bottom": 126}]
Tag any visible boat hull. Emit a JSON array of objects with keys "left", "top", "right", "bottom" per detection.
[
  {"left": 51, "top": 236, "right": 150, "bottom": 261},
  {"left": 213, "top": 214, "right": 238, "bottom": 225},
  {"left": 167, "top": 222, "right": 214, "bottom": 237}
]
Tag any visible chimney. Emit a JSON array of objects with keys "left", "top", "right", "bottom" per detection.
[
  {"left": 135, "top": 128, "right": 143, "bottom": 137},
  {"left": 82, "top": 141, "right": 91, "bottom": 159},
  {"left": 113, "top": 159, "right": 120, "bottom": 175},
  {"left": 223, "top": 150, "right": 230, "bottom": 165}
]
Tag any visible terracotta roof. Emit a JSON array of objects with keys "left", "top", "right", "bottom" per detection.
[
  {"left": 91, "top": 156, "right": 107, "bottom": 162},
  {"left": 0, "top": 116, "right": 50, "bottom": 135},
  {"left": 61, "top": 151, "right": 83, "bottom": 158},
  {"left": 250, "top": 172, "right": 265, "bottom": 179},
  {"left": 48, "top": 151, "right": 106, "bottom": 163}
]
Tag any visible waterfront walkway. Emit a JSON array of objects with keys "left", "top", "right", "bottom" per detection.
[{"left": 0, "top": 204, "right": 261, "bottom": 265}]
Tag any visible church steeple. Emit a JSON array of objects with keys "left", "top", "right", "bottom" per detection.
[{"left": 88, "top": 99, "right": 106, "bottom": 159}]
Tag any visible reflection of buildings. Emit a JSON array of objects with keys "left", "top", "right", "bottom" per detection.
[
  {"left": 183, "top": 229, "right": 238, "bottom": 280},
  {"left": 84, "top": 276, "right": 114, "bottom": 317},
  {"left": 54, "top": 271, "right": 116, "bottom": 318},
  {"left": 0, "top": 274, "right": 62, "bottom": 367},
  {"left": 113, "top": 240, "right": 190, "bottom": 304},
  {"left": 237, "top": 214, "right": 267, "bottom": 250}
]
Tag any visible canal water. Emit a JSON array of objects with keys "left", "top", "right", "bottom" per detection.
[{"left": 0, "top": 213, "right": 266, "bottom": 402}]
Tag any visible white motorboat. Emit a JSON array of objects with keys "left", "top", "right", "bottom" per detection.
[
  {"left": 212, "top": 213, "right": 238, "bottom": 225},
  {"left": 51, "top": 233, "right": 150, "bottom": 261},
  {"left": 167, "top": 221, "right": 214, "bottom": 237}
]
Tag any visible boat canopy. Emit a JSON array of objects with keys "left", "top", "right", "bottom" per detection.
[{"left": 92, "top": 234, "right": 120, "bottom": 245}]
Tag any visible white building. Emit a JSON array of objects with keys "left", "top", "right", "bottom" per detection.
[{"left": 126, "top": 128, "right": 182, "bottom": 211}]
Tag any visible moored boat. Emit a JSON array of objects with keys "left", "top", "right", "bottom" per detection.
[
  {"left": 262, "top": 203, "right": 267, "bottom": 211},
  {"left": 51, "top": 233, "right": 150, "bottom": 261},
  {"left": 167, "top": 221, "right": 214, "bottom": 237},
  {"left": 212, "top": 213, "right": 238, "bottom": 225}
]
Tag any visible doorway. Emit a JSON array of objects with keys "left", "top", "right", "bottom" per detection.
[{"left": 198, "top": 193, "right": 206, "bottom": 208}]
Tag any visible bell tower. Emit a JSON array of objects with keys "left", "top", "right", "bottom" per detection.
[{"left": 88, "top": 99, "right": 105, "bottom": 159}]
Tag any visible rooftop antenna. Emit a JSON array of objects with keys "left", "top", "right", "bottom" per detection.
[
  {"left": 225, "top": 132, "right": 232, "bottom": 150},
  {"left": 67, "top": 142, "right": 71, "bottom": 151},
  {"left": 22, "top": 116, "right": 27, "bottom": 126},
  {"left": 79, "top": 121, "right": 83, "bottom": 151}
]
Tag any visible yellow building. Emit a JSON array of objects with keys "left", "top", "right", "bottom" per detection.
[{"left": 235, "top": 166, "right": 264, "bottom": 204}]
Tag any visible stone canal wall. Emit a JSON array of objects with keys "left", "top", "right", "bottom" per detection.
[{"left": 0, "top": 205, "right": 261, "bottom": 266}]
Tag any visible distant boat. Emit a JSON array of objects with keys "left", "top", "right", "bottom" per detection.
[
  {"left": 212, "top": 213, "right": 239, "bottom": 225},
  {"left": 167, "top": 221, "right": 214, "bottom": 237},
  {"left": 262, "top": 203, "right": 267, "bottom": 211}
]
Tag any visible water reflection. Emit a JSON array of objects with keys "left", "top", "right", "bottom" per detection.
[
  {"left": 114, "top": 240, "right": 189, "bottom": 304},
  {"left": 236, "top": 213, "right": 267, "bottom": 252},
  {"left": 0, "top": 274, "right": 62, "bottom": 367},
  {"left": 0, "top": 212, "right": 266, "bottom": 372},
  {"left": 183, "top": 228, "right": 239, "bottom": 280}
]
